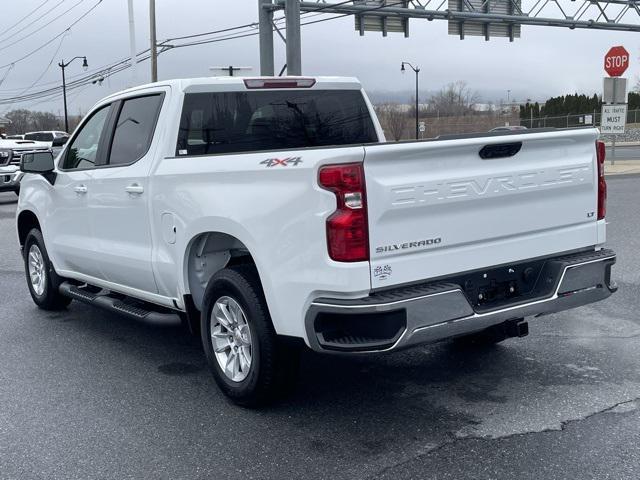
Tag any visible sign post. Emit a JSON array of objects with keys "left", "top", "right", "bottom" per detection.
[{"left": 602, "top": 45, "right": 630, "bottom": 165}]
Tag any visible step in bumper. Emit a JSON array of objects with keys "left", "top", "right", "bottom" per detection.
[{"left": 305, "top": 249, "right": 617, "bottom": 353}]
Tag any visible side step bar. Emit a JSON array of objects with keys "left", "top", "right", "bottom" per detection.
[{"left": 59, "top": 282, "right": 182, "bottom": 327}]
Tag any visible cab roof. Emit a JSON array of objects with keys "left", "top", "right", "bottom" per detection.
[{"left": 101, "top": 76, "right": 363, "bottom": 102}]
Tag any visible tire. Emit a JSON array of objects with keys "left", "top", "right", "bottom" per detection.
[
  {"left": 23, "top": 228, "right": 72, "bottom": 310},
  {"left": 201, "top": 265, "right": 299, "bottom": 407}
]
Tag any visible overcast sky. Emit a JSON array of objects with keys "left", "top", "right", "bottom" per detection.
[{"left": 0, "top": 0, "right": 638, "bottom": 118}]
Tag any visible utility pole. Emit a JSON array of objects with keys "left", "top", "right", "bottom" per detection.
[
  {"left": 61, "top": 65, "right": 67, "bottom": 131},
  {"left": 127, "top": 0, "right": 138, "bottom": 86},
  {"left": 401, "top": 62, "right": 420, "bottom": 140},
  {"left": 58, "top": 56, "right": 88, "bottom": 133},
  {"left": 285, "top": 0, "right": 301, "bottom": 75},
  {"left": 258, "top": 0, "right": 274, "bottom": 75},
  {"left": 149, "top": 0, "right": 157, "bottom": 82}
]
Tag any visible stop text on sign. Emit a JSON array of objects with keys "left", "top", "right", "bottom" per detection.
[{"left": 604, "top": 46, "right": 630, "bottom": 77}]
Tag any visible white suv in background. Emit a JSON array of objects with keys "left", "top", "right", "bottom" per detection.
[{"left": 24, "top": 131, "right": 69, "bottom": 148}]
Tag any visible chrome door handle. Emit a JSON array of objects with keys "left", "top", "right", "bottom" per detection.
[
  {"left": 125, "top": 183, "right": 144, "bottom": 195},
  {"left": 74, "top": 185, "right": 87, "bottom": 194}
]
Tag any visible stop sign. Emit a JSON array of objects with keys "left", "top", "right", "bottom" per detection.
[{"left": 604, "top": 46, "right": 629, "bottom": 77}]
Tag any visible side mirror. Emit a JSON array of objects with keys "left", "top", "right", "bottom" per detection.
[
  {"left": 21, "top": 150, "right": 55, "bottom": 174},
  {"left": 52, "top": 136, "right": 68, "bottom": 147}
]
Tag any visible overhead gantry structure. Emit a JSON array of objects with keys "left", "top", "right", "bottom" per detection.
[{"left": 258, "top": 0, "right": 640, "bottom": 75}]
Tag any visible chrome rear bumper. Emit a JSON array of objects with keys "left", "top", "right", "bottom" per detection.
[{"left": 305, "top": 249, "right": 616, "bottom": 353}]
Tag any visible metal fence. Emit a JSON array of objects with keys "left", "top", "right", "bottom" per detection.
[{"left": 520, "top": 109, "right": 640, "bottom": 129}]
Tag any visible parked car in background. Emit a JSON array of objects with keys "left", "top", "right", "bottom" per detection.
[
  {"left": 0, "top": 138, "right": 51, "bottom": 195},
  {"left": 24, "top": 131, "right": 69, "bottom": 147},
  {"left": 23, "top": 131, "right": 69, "bottom": 158}
]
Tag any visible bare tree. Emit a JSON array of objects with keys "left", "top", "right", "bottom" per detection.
[
  {"left": 429, "top": 81, "right": 480, "bottom": 116},
  {"left": 5, "top": 109, "right": 31, "bottom": 134},
  {"left": 375, "top": 103, "right": 408, "bottom": 141},
  {"left": 5, "top": 109, "right": 64, "bottom": 134},
  {"left": 31, "top": 111, "right": 61, "bottom": 130}
]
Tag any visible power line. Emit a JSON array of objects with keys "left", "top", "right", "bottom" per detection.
[
  {"left": 160, "top": 0, "right": 355, "bottom": 46},
  {"left": 0, "top": 51, "right": 153, "bottom": 105},
  {"left": 1, "top": 35, "right": 68, "bottom": 114},
  {"left": 0, "top": 0, "right": 54, "bottom": 42},
  {"left": 0, "top": 1, "right": 402, "bottom": 107},
  {"left": 0, "top": 48, "right": 148, "bottom": 94},
  {"left": 1, "top": 1, "right": 349, "bottom": 100},
  {"left": 164, "top": 0, "right": 405, "bottom": 50},
  {"left": 0, "top": 0, "right": 87, "bottom": 53},
  {"left": 0, "top": 0, "right": 103, "bottom": 70},
  {"left": 0, "top": 65, "right": 14, "bottom": 89},
  {"left": 163, "top": 22, "right": 259, "bottom": 43}
]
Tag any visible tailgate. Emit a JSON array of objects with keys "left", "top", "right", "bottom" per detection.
[{"left": 364, "top": 128, "right": 600, "bottom": 289}]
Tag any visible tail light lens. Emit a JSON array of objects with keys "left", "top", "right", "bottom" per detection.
[
  {"left": 318, "top": 163, "right": 369, "bottom": 262},
  {"left": 596, "top": 140, "right": 607, "bottom": 220}
]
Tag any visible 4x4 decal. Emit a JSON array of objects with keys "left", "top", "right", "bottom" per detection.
[{"left": 260, "top": 157, "right": 303, "bottom": 167}]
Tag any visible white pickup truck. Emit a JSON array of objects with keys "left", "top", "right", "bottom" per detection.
[
  {"left": 16, "top": 76, "right": 616, "bottom": 406},
  {"left": 0, "top": 138, "right": 51, "bottom": 195}
]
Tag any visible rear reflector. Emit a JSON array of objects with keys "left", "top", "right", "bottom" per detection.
[
  {"left": 596, "top": 140, "right": 607, "bottom": 220},
  {"left": 318, "top": 163, "right": 369, "bottom": 262},
  {"left": 243, "top": 78, "right": 316, "bottom": 89}
]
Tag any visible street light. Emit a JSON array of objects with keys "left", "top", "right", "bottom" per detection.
[
  {"left": 58, "top": 56, "right": 88, "bottom": 133},
  {"left": 401, "top": 62, "right": 420, "bottom": 140}
]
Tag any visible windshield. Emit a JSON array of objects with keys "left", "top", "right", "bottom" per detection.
[{"left": 176, "top": 89, "right": 377, "bottom": 156}]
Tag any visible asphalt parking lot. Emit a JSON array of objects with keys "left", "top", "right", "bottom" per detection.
[{"left": 0, "top": 176, "right": 639, "bottom": 480}]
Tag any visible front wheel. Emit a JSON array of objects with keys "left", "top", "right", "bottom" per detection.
[
  {"left": 201, "top": 265, "right": 299, "bottom": 407},
  {"left": 23, "top": 228, "right": 72, "bottom": 310}
]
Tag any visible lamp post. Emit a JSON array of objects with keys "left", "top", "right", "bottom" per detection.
[
  {"left": 401, "top": 62, "right": 420, "bottom": 140},
  {"left": 58, "top": 56, "right": 88, "bottom": 132}
]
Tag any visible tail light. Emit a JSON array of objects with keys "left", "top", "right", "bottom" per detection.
[
  {"left": 596, "top": 140, "right": 607, "bottom": 220},
  {"left": 318, "top": 163, "right": 369, "bottom": 262}
]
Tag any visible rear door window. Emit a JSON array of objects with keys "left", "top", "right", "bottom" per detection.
[
  {"left": 176, "top": 89, "right": 377, "bottom": 156},
  {"left": 108, "top": 94, "right": 163, "bottom": 166}
]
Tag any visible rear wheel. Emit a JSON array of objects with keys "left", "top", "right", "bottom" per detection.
[
  {"left": 201, "top": 265, "right": 299, "bottom": 407},
  {"left": 23, "top": 229, "right": 72, "bottom": 310}
]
